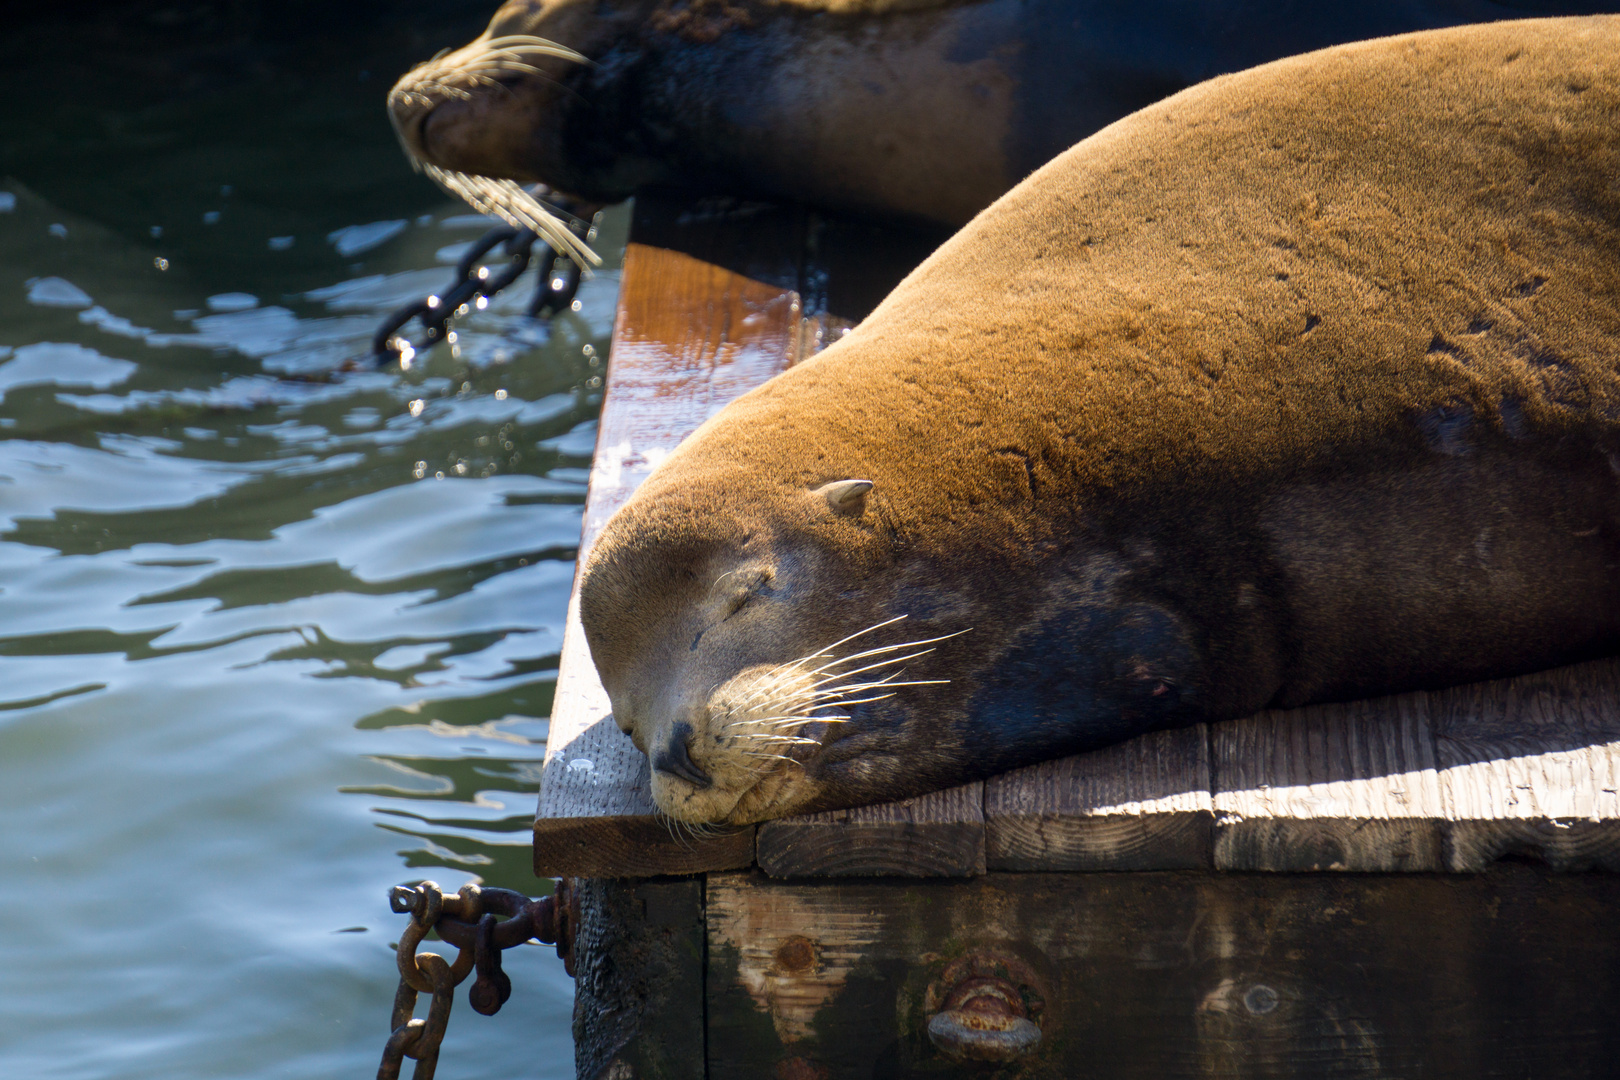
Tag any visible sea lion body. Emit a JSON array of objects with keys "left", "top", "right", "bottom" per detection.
[
  {"left": 578, "top": 17, "right": 1620, "bottom": 825},
  {"left": 391, "top": 0, "right": 1620, "bottom": 228}
]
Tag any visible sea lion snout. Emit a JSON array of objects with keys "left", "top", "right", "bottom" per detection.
[
  {"left": 650, "top": 721, "right": 711, "bottom": 789},
  {"left": 387, "top": 15, "right": 585, "bottom": 180},
  {"left": 643, "top": 661, "right": 835, "bottom": 823}
]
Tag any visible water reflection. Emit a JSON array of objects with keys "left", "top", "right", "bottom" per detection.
[{"left": 0, "top": 164, "right": 621, "bottom": 1073}]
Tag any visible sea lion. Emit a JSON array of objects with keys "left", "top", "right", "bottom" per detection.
[
  {"left": 577, "top": 16, "right": 1620, "bottom": 825},
  {"left": 389, "top": 0, "right": 1620, "bottom": 231}
]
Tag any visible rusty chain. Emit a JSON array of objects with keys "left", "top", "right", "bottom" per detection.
[
  {"left": 371, "top": 188, "right": 603, "bottom": 368},
  {"left": 378, "top": 878, "right": 577, "bottom": 1080}
]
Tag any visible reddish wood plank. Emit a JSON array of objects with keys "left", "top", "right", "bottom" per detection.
[{"left": 535, "top": 242, "right": 801, "bottom": 877}]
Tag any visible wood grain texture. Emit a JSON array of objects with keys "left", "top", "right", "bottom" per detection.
[
  {"left": 572, "top": 878, "right": 706, "bottom": 1080},
  {"left": 756, "top": 782, "right": 985, "bottom": 878},
  {"left": 1211, "top": 694, "right": 1445, "bottom": 872},
  {"left": 706, "top": 868, "right": 1620, "bottom": 1079},
  {"left": 985, "top": 726, "right": 1213, "bottom": 871},
  {"left": 1434, "top": 657, "right": 1620, "bottom": 871},
  {"left": 535, "top": 242, "right": 801, "bottom": 877}
]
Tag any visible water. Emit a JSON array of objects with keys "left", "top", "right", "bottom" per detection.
[{"left": 0, "top": 6, "right": 619, "bottom": 1076}]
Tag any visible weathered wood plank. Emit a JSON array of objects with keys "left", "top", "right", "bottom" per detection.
[
  {"left": 535, "top": 238, "right": 802, "bottom": 876},
  {"left": 1434, "top": 657, "right": 1620, "bottom": 871},
  {"left": 537, "top": 196, "right": 965, "bottom": 880},
  {"left": 757, "top": 782, "right": 986, "bottom": 878},
  {"left": 985, "top": 726, "right": 1213, "bottom": 872},
  {"left": 571, "top": 877, "right": 705, "bottom": 1080},
  {"left": 705, "top": 867, "right": 1620, "bottom": 1079},
  {"left": 1211, "top": 693, "right": 1445, "bottom": 872}
]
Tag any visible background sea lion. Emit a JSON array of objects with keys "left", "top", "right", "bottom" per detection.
[
  {"left": 390, "top": 0, "right": 1620, "bottom": 231},
  {"left": 577, "top": 16, "right": 1620, "bottom": 825}
]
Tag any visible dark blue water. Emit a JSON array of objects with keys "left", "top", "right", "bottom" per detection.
[{"left": 0, "top": 5, "right": 613, "bottom": 1075}]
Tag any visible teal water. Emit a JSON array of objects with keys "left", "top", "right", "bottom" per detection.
[{"left": 0, "top": 7, "right": 615, "bottom": 1076}]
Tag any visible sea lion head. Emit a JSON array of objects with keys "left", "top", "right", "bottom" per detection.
[
  {"left": 385, "top": 0, "right": 632, "bottom": 261},
  {"left": 579, "top": 466, "right": 972, "bottom": 825},
  {"left": 387, "top": 0, "right": 670, "bottom": 207},
  {"left": 388, "top": 0, "right": 1024, "bottom": 229}
]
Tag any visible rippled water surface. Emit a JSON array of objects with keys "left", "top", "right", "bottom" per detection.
[{"left": 1, "top": 6, "right": 617, "bottom": 1075}]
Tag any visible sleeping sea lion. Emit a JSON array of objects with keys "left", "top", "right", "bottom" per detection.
[
  {"left": 389, "top": 0, "right": 1620, "bottom": 230},
  {"left": 577, "top": 16, "right": 1620, "bottom": 825}
]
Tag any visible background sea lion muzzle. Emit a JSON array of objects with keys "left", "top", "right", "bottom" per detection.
[{"left": 387, "top": 9, "right": 586, "bottom": 183}]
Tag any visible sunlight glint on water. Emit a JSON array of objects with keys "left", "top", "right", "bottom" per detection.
[{"left": 0, "top": 177, "right": 623, "bottom": 1076}]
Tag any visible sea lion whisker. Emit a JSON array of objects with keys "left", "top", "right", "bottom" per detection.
[
  {"left": 744, "top": 646, "right": 840, "bottom": 686},
  {"left": 463, "top": 61, "right": 546, "bottom": 79},
  {"left": 803, "top": 627, "right": 972, "bottom": 675},
  {"left": 801, "top": 650, "right": 937, "bottom": 689},
  {"left": 422, "top": 81, "right": 473, "bottom": 101},
  {"left": 805, "top": 614, "right": 913, "bottom": 660},
  {"left": 810, "top": 679, "right": 950, "bottom": 700},
  {"left": 800, "top": 693, "right": 898, "bottom": 708},
  {"left": 733, "top": 665, "right": 827, "bottom": 708},
  {"left": 479, "top": 34, "right": 590, "bottom": 63},
  {"left": 794, "top": 636, "right": 959, "bottom": 681},
  {"left": 655, "top": 810, "right": 695, "bottom": 849},
  {"left": 422, "top": 165, "right": 599, "bottom": 266},
  {"left": 741, "top": 751, "right": 799, "bottom": 764}
]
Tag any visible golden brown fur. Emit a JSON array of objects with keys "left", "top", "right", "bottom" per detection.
[{"left": 582, "top": 17, "right": 1620, "bottom": 824}]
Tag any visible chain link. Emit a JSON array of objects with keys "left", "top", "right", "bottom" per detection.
[
  {"left": 377, "top": 878, "right": 576, "bottom": 1080},
  {"left": 372, "top": 189, "right": 602, "bottom": 368}
]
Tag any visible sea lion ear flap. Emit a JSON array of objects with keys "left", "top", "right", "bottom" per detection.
[{"left": 814, "top": 478, "right": 873, "bottom": 515}]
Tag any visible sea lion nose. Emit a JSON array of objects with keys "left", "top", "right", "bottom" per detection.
[{"left": 652, "top": 722, "right": 711, "bottom": 789}]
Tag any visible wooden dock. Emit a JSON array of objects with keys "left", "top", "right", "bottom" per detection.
[{"left": 538, "top": 195, "right": 1620, "bottom": 1079}]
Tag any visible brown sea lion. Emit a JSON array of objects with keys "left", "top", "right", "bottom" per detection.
[
  {"left": 389, "top": 0, "right": 1620, "bottom": 231},
  {"left": 577, "top": 16, "right": 1620, "bottom": 825}
]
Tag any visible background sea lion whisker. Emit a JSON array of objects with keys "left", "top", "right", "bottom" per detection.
[
  {"left": 421, "top": 165, "right": 599, "bottom": 266},
  {"left": 477, "top": 34, "right": 589, "bottom": 64}
]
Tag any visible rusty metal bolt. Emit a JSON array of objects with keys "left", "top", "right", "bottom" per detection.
[{"left": 926, "top": 974, "right": 1043, "bottom": 1063}]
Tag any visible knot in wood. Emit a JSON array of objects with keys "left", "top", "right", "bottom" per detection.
[{"left": 772, "top": 935, "right": 819, "bottom": 975}]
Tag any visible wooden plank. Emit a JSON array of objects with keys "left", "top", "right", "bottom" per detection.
[
  {"left": 985, "top": 726, "right": 1213, "bottom": 872},
  {"left": 756, "top": 782, "right": 986, "bottom": 878},
  {"left": 535, "top": 239, "right": 802, "bottom": 877},
  {"left": 571, "top": 877, "right": 705, "bottom": 1080},
  {"left": 706, "top": 868, "right": 1620, "bottom": 1079},
  {"left": 536, "top": 196, "right": 958, "bottom": 879},
  {"left": 1211, "top": 693, "right": 1446, "bottom": 872},
  {"left": 1434, "top": 657, "right": 1620, "bottom": 872}
]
